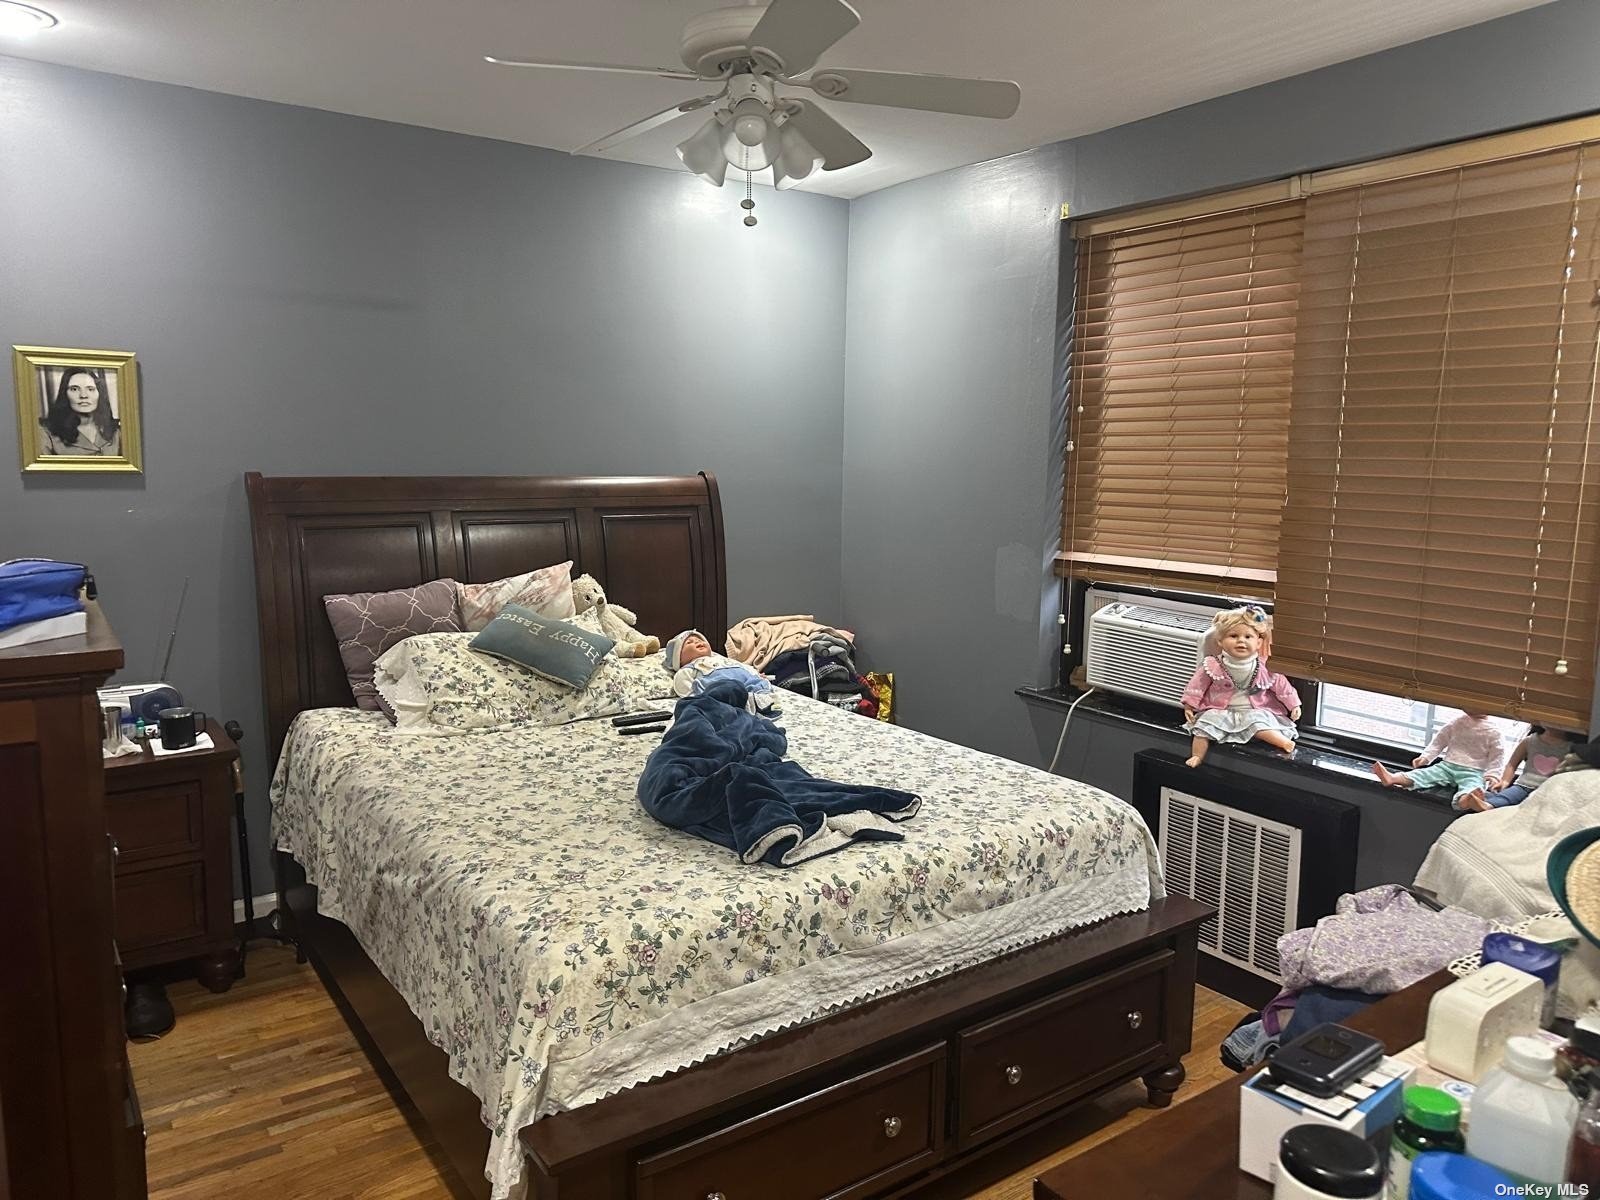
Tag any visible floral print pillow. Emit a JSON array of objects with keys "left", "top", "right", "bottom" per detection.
[
  {"left": 374, "top": 615, "right": 660, "bottom": 732},
  {"left": 457, "top": 561, "right": 576, "bottom": 632}
]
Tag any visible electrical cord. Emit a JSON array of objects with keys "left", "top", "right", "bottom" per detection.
[{"left": 1047, "top": 686, "right": 1097, "bottom": 775}]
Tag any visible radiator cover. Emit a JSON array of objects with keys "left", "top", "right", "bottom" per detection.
[
  {"left": 1131, "top": 751, "right": 1360, "bottom": 1002},
  {"left": 1159, "top": 788, "right": 1301, "bottom": 980}
]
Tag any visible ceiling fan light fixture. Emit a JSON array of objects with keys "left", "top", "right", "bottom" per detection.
[
  {"left": 720, "top": 120, "right": 780, "bottom": 173},
  {"left": 727, "top": 94, "right": 773, "bottom": 149},
  {"left": 732, "top": 111, "right": 769, "bottom": 148},
  {"left": 676, "top": 116, "right": 729, "bottom": 187},
  {"left": 772, "top": 123, "right": 824, "bottom": 190}
]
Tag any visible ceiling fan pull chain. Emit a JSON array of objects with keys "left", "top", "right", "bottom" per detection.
[{"left": 741, "top": 148, "right": 757, "bottom": 226}]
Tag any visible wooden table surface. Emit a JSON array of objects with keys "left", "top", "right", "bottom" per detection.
[{"left": 1033, "top": 972, "right": 1452, "bottom": 1200}]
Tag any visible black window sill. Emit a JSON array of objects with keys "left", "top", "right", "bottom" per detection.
[{"left": 1016, "top": 685, "right": 1462, "bottom": 812}]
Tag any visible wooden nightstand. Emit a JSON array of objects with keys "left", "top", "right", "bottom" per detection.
[{"left": 104, "top": 720, "right": 240, "bottom": 992}]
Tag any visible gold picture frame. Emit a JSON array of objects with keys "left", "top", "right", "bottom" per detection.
[{"left": 13, "top": 345, "right": 142, "bottom": 474}]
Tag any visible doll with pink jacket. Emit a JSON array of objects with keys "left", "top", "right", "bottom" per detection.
[{"left": 1180, "top": 606, "right": 1302, "bottom": 768}]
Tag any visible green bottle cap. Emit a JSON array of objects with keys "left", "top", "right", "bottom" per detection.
[{"left": 1402, "top": 1086, "right": 1461, "bottom": 1132}]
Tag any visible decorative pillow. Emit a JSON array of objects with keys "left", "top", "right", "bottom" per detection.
[
  {"left": 457, "top": 561, "right": 576, "bottom": 632},
  {"left": 322, "top": 579, "right": 461, "bottom": 712},
  {"left": 469, "top": 604, "right": 613, "bottom": 689},
  {"left": 372, "top": 631, "right": 658, "bottom": 732}
]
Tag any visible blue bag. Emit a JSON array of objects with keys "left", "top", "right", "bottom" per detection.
[{"left": 0, "top": 559, "right": 88, "bottom": 633}]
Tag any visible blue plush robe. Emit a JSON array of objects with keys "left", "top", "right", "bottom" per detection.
[{"left": 637, "top": 680, "right": 920, "bottom": 866}]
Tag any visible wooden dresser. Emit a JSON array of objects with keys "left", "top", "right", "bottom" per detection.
[
  {"left": 0, "top": 604, "right": 146, "bottom": 1199},
  {"left": 105, "top": 720, "right": 240, "bottom": 991}
]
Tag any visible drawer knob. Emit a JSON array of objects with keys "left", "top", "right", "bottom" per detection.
[
  {"left": 1127, "top": 1010, "right": 1143, "bottom": 1030},
  {"left": 706, "top": 1193, "right": 726, "bottom": 1200},
  {"left": 883, "top": 1115, "right": 902, "bottom": 1139},
  {"left": 1005, "top": 1064, "right": 1023, "bottom": 1086}
]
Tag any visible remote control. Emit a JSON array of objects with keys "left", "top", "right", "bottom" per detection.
[
  {"left": 619, "top": 723, "right": 668, "bottom": 736},
  {"left": 612, "top": 710, "right": 671, "bottom": 727}
]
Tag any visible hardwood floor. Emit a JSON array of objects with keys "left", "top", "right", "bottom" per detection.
[{"left": 129, "top": 946, "right": 1249, "bottom": 1200}]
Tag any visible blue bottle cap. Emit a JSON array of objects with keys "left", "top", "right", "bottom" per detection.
[{"left": 1409, "top": 1152, "right": 1515, "bottom": 1200}]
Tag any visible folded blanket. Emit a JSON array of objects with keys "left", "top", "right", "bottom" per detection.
[
  {"left": 1414, "top": 768, "right": 1600, "bottom": 921},
  {"left": 726, "top": 615, "right": 854, "bottom": 671},
  {"left": 637, "top": 680, "right": 919, "bottom": 866}
]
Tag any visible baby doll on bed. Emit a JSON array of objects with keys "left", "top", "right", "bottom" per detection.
[
  {"left": 1180, "top": 606, "right": 1302, "bottom": 768},
  {"left": 664, "top": 629, "right": 778, "bottom": 713}
]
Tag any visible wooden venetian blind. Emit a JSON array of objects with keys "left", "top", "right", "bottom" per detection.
[
  {"left": 1060, "top": 201, "right": 1304, "bottom": 594},
  {"left": 1273, "top": 145, "right": 1600, "bottom": 730}
]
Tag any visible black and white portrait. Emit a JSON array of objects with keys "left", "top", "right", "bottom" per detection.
[
  {"left": 35, "top": 364, "right": 122, "bottom": 457},
  {"left": 13, "top": 345, "right": 142, "bottom": 473}
]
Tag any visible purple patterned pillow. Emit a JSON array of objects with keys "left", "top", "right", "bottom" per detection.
[{"left": 323, "top": 579, "right": 462, "bottom": 713}]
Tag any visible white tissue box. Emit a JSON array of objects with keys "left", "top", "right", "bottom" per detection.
[
  {"left": 1239, "top": 1056, "right": 1410, "bottom": 1183},
  {"left": 1424, "top": 962, "right": 1543, "bottom": 1083}
]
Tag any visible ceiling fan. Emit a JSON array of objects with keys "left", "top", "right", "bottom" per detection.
[{"left": 486, "top": 0, "right": 1021, "bottom": 221}]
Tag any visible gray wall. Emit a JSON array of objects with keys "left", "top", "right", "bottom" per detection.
[
  {"left": 0, "top": 55, "right": 849, "bottom": 894},
  {"left": 841, "top": 0, "right": 1600, "bottom": 854},
  {"left": 11, "top": 0, "right": 1600, "bottom": 900}
]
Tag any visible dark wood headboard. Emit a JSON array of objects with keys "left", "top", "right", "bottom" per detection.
[{"left": 245, "top": 472, "right": 727, "bottom": 759}]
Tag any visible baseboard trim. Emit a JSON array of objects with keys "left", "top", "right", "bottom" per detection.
[{"left": 233, "top": 892, "right": 277, "bottom": 925}]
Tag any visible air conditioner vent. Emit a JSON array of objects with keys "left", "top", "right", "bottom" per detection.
[
  {"left": 1158, "top": 786, "right": 1302, "bottom": 981},
  {"left": 1084, "top": 595, "right": 1216, "bottom": 708}
]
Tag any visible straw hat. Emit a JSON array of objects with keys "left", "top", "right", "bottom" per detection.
[{"left": 1549, "top": 826, "right": 1600, "bottom": 947}]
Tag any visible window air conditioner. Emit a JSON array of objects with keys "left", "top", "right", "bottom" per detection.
[{"left": 1083, "top": 591, "right": 1218, "bottom": 709}]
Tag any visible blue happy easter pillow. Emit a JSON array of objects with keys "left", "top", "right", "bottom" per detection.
[{"left": 468, "top": 604, "right": 615, "bottom": 689}]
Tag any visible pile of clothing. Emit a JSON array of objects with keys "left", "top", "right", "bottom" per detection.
[
  {"left": 726, "top": 614, "right": 882, "bottom": 717},
  {"left": 1221, "top": 884, "right": 1494, "bottom": 1070},
  {"left": 637, "top": 678, "right": 919, "bottom": 866}
]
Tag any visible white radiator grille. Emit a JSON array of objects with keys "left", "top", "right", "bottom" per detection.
[
  {"left": 1084, "top": 600, "right": 1211, "bottom": 708},
  {"left": 1158, "top": 786, "right": 1301, "bottom": 981}
]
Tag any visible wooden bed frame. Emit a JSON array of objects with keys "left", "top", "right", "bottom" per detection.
[{"left": 246, "top": 470, "right": 1211, "bottom": 1200}]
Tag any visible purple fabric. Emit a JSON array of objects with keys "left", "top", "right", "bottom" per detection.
[
  {"left": 1277, "top": 884, "right": 1493, "bottom": 994},
  {"left": 323, "top": 579, "right": 461, "bottom": 714},
  {"left": 1261, "top": 988, "right": 1300, "bottom": 1038}
]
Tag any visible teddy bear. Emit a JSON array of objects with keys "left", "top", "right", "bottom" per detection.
[{"left": 570, "top": 573, "right": 662, "bottom": 658}]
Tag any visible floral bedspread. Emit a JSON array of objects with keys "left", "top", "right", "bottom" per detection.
[{"left": 270, "top": 696, "right": 1160, "bottom": 1198}]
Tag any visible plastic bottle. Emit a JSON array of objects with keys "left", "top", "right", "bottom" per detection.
[
  {"left": 1466, "top": 1035, "right": 1579, "bottom": 1183},
  {"left": 1276, "top": 1125, "right": 1383, "bottom": 1199},
  {"left": 1568, "top": 1069, "right": 1600, "bottom": 1190},
  {"left": 1408, "top": 1153, "right": 1515, "bottom": 1200},
  {"left": 1385, "top": 1087, "right": 1464, "bottom": 1200}
]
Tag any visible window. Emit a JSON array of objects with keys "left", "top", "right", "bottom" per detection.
[
  {"left": 1061, "top": 200, "right": 1302, "bottom": 594},
  {"left": 1063, "top": 116, "right": 1600, "bottom": 734},
  {"left": 1271, "top": 145, "right": 1600, "bottom": 730},
  {"left": 1315, "top": 683, "right": 1528, "bottom": 757}
]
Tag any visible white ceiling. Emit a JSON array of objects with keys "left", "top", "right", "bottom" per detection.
[{"left": 0, "top": 0, "right": 1555, "bottom": 198}]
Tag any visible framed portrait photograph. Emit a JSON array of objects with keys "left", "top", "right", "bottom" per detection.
[{"left": 13, "top": 344, "right": 142, "bottom": 474}]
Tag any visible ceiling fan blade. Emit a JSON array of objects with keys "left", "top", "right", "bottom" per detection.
[
  {"left": 484, "top": 55, "right": 702, "bottom": 82},
  {"left": 576, "top": 96, "right": 720, "bottom": 156},
  {"left": 572, "top": 96, "right": 718, "bottom": 156},
  {"left": 804, "top": 69, "right": 1021, "bottom": 119},
  {"left": 746, "top": 0, "right": 861, "bottom": 75},
  {"left": 782, "top": 101, "right": 870, "bottom": 171}
]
